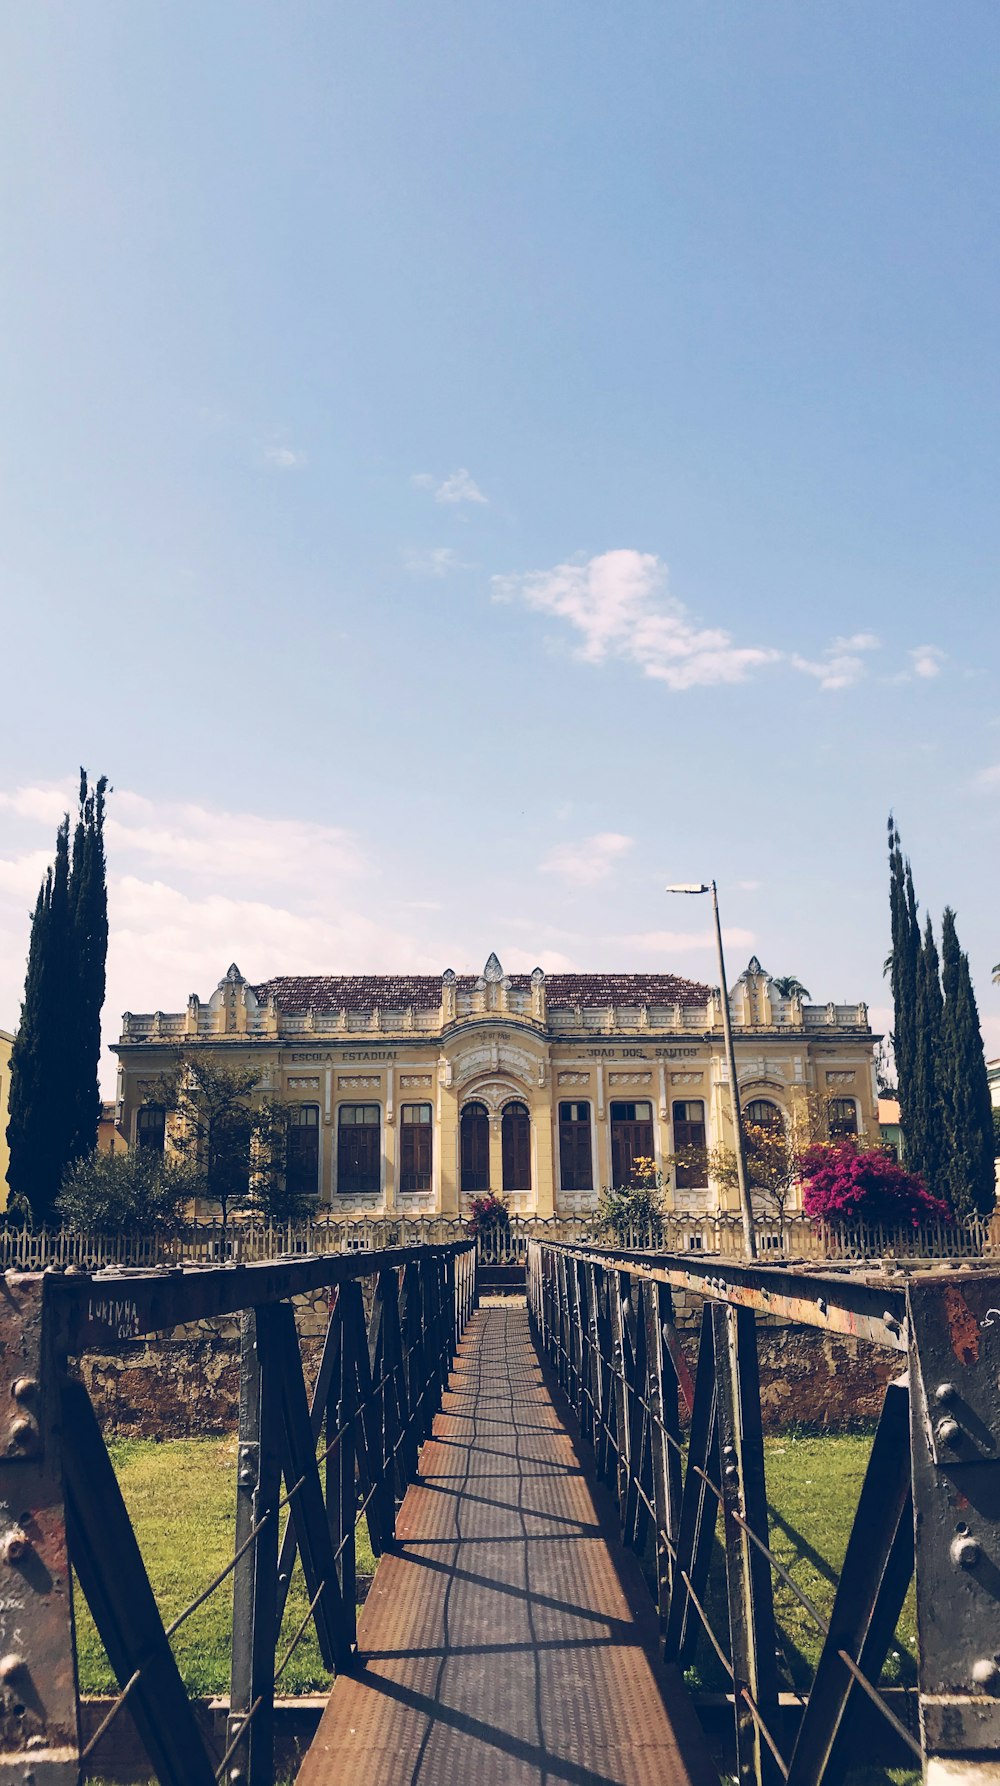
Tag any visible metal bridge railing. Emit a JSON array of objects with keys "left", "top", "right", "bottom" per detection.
[
  {"left": 527, "top": 1239, "right": 1000, "bottom": 1786},
  {"left": 0, "top": 1239, "right": 477, "bottom": 1785}
]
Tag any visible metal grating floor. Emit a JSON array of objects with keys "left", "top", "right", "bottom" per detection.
[{"left": 297, "top": 1303, "right": 716, "bottom": 1786}]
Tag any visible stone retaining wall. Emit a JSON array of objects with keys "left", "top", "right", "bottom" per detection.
[{"left": 77, "top": 1287, "right": 897, "bottom": 1437}]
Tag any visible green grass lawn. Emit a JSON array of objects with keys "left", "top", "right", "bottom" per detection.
[
  {"left": 76, "top": 1436, "right": 374, "bottom": 1698},
  {"left": 676, "top": 1432, "right": 916, "bottom": 1694},
  {"left": 78, "top": 1431, "right": 917, "bottom": 1784}
]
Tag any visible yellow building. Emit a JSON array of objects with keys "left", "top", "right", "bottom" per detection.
[
  {"left": 112, "top": 954, "right": 879, "bottom": 1219},
  {"left": 0, "top": 1029, "right": 12, "bottom": 1207}
]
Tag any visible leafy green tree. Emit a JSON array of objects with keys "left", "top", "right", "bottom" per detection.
[
  {"left": 770, "top": 975, "right": 812, "bottom": 1000},
  {"left": 154, "top": 1056, "right": 310, "bottom": 1228},
  {"left": 57, "top": 1148, "right": 197, "bottom": 1235},
  {"left": 595, "top": 1156, "right": 665, "bottom": 1244},
  {"left": 939, "top": 908, "right": 996, "bottom": 1217},
  {"left": 993, "top": 1107, "right": 1000, "bottom": 1159}
]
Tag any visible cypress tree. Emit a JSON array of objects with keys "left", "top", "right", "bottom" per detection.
[
  {"left": 939, "top": 908, "right": 996, "bottom": 1218},
  {"left": 5, "top": 774, "right": 110, "bottom": 1224},
  {"left": 6, "top": 818, "right": 74, "bottom": 1221},
  {"left": 912, "top": 914, "right": 946, "bottom": 1193},
  {"left": 68, "top": 770, "right": 109, "bottom": 1160},
  {"left": 888, "top": 817, "right": 920, "bottom": 1159}
]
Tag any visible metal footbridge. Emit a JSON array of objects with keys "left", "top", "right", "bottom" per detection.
[{"left": 1, "top": 1238, "right": 998, "bottom": 1785}]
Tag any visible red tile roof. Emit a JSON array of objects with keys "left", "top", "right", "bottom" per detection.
[{"left": 251, "top": 971, "right": 712, "bottom": 1014}]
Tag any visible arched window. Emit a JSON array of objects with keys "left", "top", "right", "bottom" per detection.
[
  {"left": 610, "top": 1100, "right": 654, "bottom": 1186},
  {"left": 559, "top": 1102, "right": 593, "bottom": 1192},
  {"left": 136, "top": 1105, "right": 166, "bottom": 1152},
  {"left": 501, "top": 1101, "right": 531, "bottom": 1192},
  {"left": 744, "top": 1099, "right": 784, "bottom": 1133},
  {"left": 337, "top": 1104, "right": 381, "bottom": 1194},
  {"left": 460, "top": 1102, "right": 490, "bottom": 1193},
  {"left": 672, "top": 1100, "right": 707, "bottom": 1190},
  {"left": 400, "top": 1103, "right": 433, "bottom": 1193},
  {"left": 827, "top": 1098, "right": 858, "bottom": 1139},
  {"left": 286, "top": 1104, "right": 320, "bottom": 1197}
]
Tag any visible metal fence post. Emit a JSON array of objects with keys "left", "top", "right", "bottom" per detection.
[
  {"left": 229, "top": 1305, "right": 283, "bottom": 1785},
  {"left": 0, "top": 1273, "right": 79, "bottom": 1783},
  {"left": 907, "top": 1274, "right": 1000, "bottom": 1781},
  {"left": 713, "top": 1303, "right": 781, "bottom": 1786}
]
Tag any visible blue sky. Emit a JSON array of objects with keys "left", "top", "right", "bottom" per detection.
[{"left": 1, "top": 2, "right": 998, "bottom": 1083}]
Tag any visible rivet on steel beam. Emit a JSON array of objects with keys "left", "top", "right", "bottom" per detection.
[
  {"left": 723, "top": 1443, "right": 737, "bottom": 1460},
  {"left": 952, "top": 1536, "right": 981, "bottom": 1569},
  {"left": 936, "top": 1417, "right": 962, "bottom": 1450},
  {"left": 971, "top": 1657, "right": 1000, "bottom": 1692},
  {"left": 882, "top": 1311, "right": 901, "bottom": 1334},
  {"left": 1, "top": 1531, "right": 29, "bottom": 1565},
  {"left": 7, "top": 1417, "right": 37, "bottom": 1453},
  {"left": 0, "top": 1654, "right": 24, "bottom": 1681},
  {"left": 11, "top": 1379, "right": 37, "bottom": 1403},
  {"left": 935, "top": 1383, "right": 957, "bottom": 1404},
  {"left": 817, "top": 1298, "right": 828, "bottom": 1315},
  {"left": 724, "top": 1463, "right": 739, "bottom": 1481}
]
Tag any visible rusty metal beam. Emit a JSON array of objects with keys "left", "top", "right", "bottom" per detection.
[
  {"left": 29, "top": 1240, "right": 475, "bottom": 1352},
  {"left": 533, "top": 1241, "right": 913, "bottom": 1349}
]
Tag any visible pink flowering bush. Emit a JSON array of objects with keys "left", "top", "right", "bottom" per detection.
[
  {"left": 465, "top": 1190, "right": 510, "bottom": 1238},
  {"left": 799, "top": 1143, "right": 952, "bottom": 1228}
]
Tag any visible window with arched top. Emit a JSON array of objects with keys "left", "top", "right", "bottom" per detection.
[
  {"left": 460, "top": 1102, "right": 490, "bottom": 1193},
  {"left": 744, "top": 1099, "right": 784, "bottom": 1133},
  {"left": 827, "top": 1097, "right": 858, "bottom": 1139},
  {"left": 501, "top": 1101, "right": 531, "bottom": 1192},
  {"left": 136, "top": 1105, "right": 166, "bottom": 1152}
]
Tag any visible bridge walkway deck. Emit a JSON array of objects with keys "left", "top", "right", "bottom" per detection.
[{"left": 298, "top": 1301, "right": 716, "bottom": 1786}]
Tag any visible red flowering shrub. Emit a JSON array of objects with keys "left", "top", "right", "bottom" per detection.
[
  {"left": 799, "top": 1143, "right": 952, "bottom": 1228},
  {"left": 466, "top": 1190, "right": 510, "bottom": 1237}
]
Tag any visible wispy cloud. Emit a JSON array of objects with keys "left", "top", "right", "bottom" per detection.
[
  {"left": 493, "top": 550, "right": 779, "bottom": 691},
  {"left": 412, "top": 468, "right": 488, "bottom": 505},
  {"left": 400, "top": 545, "right": 473, "bottom": 577},
  {"left": 974, "top": 763, "right": 1000, "bottom": 792},
  {"left": 263, "top": 442, "right": 308, "bottom": 470},
  {"left": 791, "top": 633, "right": 881, "bottom": 691},
  {"left": 540, "top": 832, "right": 634, "bottom": 886},
  {"left": 909, "top": 645, "right": 946, "bottom": 680}
]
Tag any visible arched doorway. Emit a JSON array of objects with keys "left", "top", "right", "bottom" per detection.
[
  {"left": 501, "top": 1101, "right": 531, "bottom": 1192},
  {"left": 460, "top": 1101, "right": 490, "bottom": 1193}
]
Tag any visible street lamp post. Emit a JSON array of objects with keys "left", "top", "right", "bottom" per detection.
[{"left": 665, "top": 881, "right": 757, "bottom": 1260}]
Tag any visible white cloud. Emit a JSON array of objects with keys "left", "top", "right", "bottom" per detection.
[
  {"left": 539, "top": 832, "right": 634, "bottom": 886},
  {"left": 974, "top": 763, "right": 1000, "bottom": 791},
  {"left": 434, "top": 468, "right": 487, "bottom": 505},
  {"left": 909, "top": 645, "right": 945, "bottom": 680},
  {"left": 413, "top": 468, "right": 488, "bottom": 505},
  {"left": 0, "top": 784, "right": 433, "bottom": 1090},
  {"left": 494, "top": 550, "right": 780, "bottom": 691},
  {"left": 400, "top": 546, "right": 472, "bottom": 577},
  {"left": 791, "top": 633, "right": 882, "bottom": 691},
  {"left": 263, "top": 442, "right": 307, "bottom": 470}
]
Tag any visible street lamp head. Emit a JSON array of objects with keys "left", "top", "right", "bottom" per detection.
[{"left": 664, "top": 883, "right": 709, "bottom": 894}]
